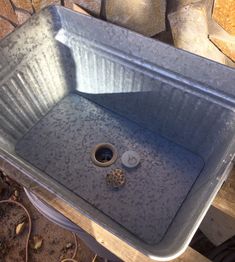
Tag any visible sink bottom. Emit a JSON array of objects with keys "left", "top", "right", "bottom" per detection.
[{"left": 16, "top": 93, "right": 204, "bottom": 244}]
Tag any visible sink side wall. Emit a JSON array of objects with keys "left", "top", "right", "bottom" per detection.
[
  {"left": 0, "top": 9, "right": 74, "bottom": 152},
  {"left": 56, "top": 28, "right": 235, "bottom": 162}
]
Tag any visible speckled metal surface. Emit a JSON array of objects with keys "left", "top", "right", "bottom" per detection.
[
  {"left": 1, "top": 5, "right": 235, "bottom": 260},
  {"left": 16, "top": 93, "right": 204, "bottom": 244}
]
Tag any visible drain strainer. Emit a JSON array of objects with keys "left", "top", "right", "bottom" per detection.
[
  {"left": 91, "top": 143, "right": 117, "bottom": 167},
  {"left": 106, "top": 168, "right": 126, "bottom": 189}
]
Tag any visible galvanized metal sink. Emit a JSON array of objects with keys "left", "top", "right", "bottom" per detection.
[{"left": 1, "top": 6, "right": 235, "bottom": 260}]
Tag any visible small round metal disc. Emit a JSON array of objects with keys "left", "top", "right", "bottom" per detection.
[{"left": 121, "top": 150, "right": 140, "bottom": 168}]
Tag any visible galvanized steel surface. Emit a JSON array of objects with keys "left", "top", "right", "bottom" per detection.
[{"left": 0, "top": 6, "right": 235, "bottom": 260}]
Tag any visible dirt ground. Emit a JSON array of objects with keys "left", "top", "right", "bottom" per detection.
[{"left": 0, "top": 172, "right": 103, "bottom": 262}]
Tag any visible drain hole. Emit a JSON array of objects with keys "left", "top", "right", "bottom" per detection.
[
  {"left": 95, "top": 147, "right": 113, "bottom": 163},
  {"left": 91, "top": 143, "right": 117, "bottom": 167}
]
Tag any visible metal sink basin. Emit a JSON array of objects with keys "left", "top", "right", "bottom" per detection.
[{"left": 1, "top": 6, "right": 235, "bottom": 260}]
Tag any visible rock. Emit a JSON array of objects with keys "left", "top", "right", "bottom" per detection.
[
  {"left": 15, "top": 222, "right": 26, "bottom": 235},
  {"left": 212, "top": 0, "right": 235, "bottom": 36},
  {"left": 11, "top": 0, "right": 33, "bottom": 14},
  {"left": 168, "top": 0, "right": 235, "bottom": 67},
  {"left": 32, "top": 0, "right": 61, "bottom": 12},
  {"left": 73, "top": 0, "right": 101, "bottom": 17},
  {"left": 0, "top": 18, "right": 14, "bottom": 39},
  {"left": 105, "top": 0, "right": 166, "bottom": 36},
  {"left": 167, "top": 0, "right": 203, "bottom": 12},
  {"left": 30, "top": 235, "right": 43, "bottom": 250},
  {"left": 16, "top": 10, "right": 31, "bottom": 25},
  {"left": 63, "top": 0, "right": 73, "bottom": 9},
  {"left": 65, "top": 242, "right": 73, "bottom": 249},
  {"left": 0, "top": 0, "right": 18, "bottom": 25}
]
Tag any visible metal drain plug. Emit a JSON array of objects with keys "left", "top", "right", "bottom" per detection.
[
  {"left": 121, "top": 150, "right": 140, "bottom": 168},
  {"left": 106, "top": 168, "right": 126, "bottom": 189}
]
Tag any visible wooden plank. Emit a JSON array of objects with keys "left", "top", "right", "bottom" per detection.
[
  {"left": 30, "top": 185, "right": 210, "bottom": 262},
  {"left": 212, "top": 0, "right": 235, "bottom": 35},
  {"left": 175, "top": 247, "right": 211, "bottom": 262},
  {"left": 202, "top": 167, "right": 235, "bottom": 245},
  {"left": 213, "top": 167, "right": 235, "bottom": 219},
  {"left": 200, "top": 205, "right": 235, "bottom": 246}
]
